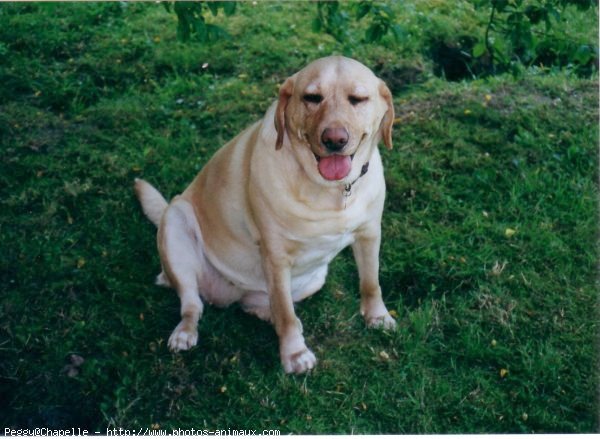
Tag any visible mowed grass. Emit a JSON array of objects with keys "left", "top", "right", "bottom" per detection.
[{"left": 0, "top": 2, "right": 598, "bottom": 434}]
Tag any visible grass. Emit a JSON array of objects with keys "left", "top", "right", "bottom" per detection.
[{"left": 0, "top": 1, "right": 598, "bottom": 434}]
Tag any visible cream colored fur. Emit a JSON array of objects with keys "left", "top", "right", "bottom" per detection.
[{"left": 135, "top": 56, "right": 396, "bottom": 374}]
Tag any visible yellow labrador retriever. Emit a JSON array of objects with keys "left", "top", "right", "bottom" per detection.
[{"left": 135, "top": 56, "right": 396, "bottom": 374}]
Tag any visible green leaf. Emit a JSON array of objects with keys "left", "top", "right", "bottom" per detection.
[
  {"left": 176, "top": 20, "right": 190, "bottom": 42},
  {"left": 492, "top": 0, "right": 509, "bottom": 12},
  {"left": 193, "top": 17, "right": 208, "bottom": 42},
  {"left": 572, "top": 44, "right": 593, "bottom": 65},
  {"left": 354, "top": 2, "right": 371, "bottom": 20},
  {"left": 473, "top": 41, "right": 487, "bottom": 58},
  {"left": 490, "top": 37, "right": 510, "bottom": 64},
  {"left": 222, "top": 2, "right": 236, "bottom": 16},
  {"left": 207, "top": 2, "right": 219, "bottom": 17},
  {"left": 206, "top": 23, "right": 230, "bottom": 41},
  {"left": 311, "top": 17, "right": 322, "bottom": 33},
  {"left": 365, "top": 23, "right": 383, "bottom": 43},
  {"left": 389, "top": 24, "right": 405, "bottom": 41},
  {"left": 524, "top": 5, "right": 545, "bottom": 24},
  {"left": 378, "top": 9, "right": 390, "bottom": 20}
]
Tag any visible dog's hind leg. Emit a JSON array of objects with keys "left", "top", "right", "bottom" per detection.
[{"left": 158, "top": 197, "right": 205, "bottom": 352}]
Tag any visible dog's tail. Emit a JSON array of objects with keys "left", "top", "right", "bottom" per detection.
[{"left": 134, "top": 178, "right": 168, "bottom": 227}]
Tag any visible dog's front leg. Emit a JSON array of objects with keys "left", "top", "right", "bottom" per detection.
[
  {"left": 262, "top": 249, "right": 316, "bottom": 374},
  {"left": 352, "top": 223, "right": 397, "bottom": 330}
]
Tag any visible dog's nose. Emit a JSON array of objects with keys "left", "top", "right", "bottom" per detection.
[{"left": 321, "top": 127, "right": 349, "bottom": 152}]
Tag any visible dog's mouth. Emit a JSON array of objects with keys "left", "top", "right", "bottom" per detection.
[
  {"left": 314, "top": 153, "right": 355, "bottom": 181},
  {"left": 304, "top": 132, "right": 367, "bottom": 181}
]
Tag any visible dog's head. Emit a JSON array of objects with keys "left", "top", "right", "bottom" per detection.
[{"left": 274, "top": 56, "right": 394, "bottom": 184}]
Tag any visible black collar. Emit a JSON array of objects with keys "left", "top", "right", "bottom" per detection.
[{"left": 343, "top": 161, "right": 369, "bottom": 197}]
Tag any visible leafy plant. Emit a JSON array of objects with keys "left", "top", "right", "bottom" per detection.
[
  {"left": 165, "top": 1, "right": 402, "bottom": 51},
  {"left": 312, "top": 1, "right": 351, "bottom": 44},
  {"left": 163, "top": 1, "right": 236, "bottom": 42},
  {"left": 474, "top": 0, "right": 598, "bottom": 75},
  {"left": 163, "top": 1, "right": 596, "bottom": 78},
  {"left": 312, "top": 1, "right": 403, "bottom": 46}
]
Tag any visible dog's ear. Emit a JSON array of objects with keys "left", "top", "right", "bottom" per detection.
[
  {"left": 274, "top": 76, "right": 294, "bottom": 150},
  {"left": 378, "top": 81, "right": 395, "bottom": 150}
]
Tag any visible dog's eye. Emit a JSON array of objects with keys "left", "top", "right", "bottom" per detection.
[
  {"left": 303, "top": 93, "right": 323, "bottom": 104},
  {"left": 349, "top": 95, "right": 368, "bottom": 106}
]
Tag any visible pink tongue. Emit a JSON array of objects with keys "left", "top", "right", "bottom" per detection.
[{"left": 318, "top": 154, "right": 352, "bottom": 181}]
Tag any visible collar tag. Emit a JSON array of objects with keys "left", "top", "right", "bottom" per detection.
[{"left": 342, "top": 161, "right": 369, "bottom": 200}]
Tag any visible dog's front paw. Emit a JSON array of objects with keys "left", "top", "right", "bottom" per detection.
[
  {"left": 168, "top": 321, "right": 198, "bottom": 352},
  {"left": 281, "top": 348, "right": 317, "bottom": 374},
  {"left": 366, "top": 312, "right": 397, "bottom": 331}
]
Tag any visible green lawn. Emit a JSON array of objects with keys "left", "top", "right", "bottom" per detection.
[{"left": 0, "top": 2, "right": 598, "bottom": 433}]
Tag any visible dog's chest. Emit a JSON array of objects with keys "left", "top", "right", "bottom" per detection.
[
  {"left": 292, "top": 229, "right": 354, "bottom": 275},
  {"left": 285, "top": 191, "right": 376, "bottom": 274}
]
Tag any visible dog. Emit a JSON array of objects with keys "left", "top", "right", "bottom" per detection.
[{"left": 135, "top": 56, "right": 396, "bottom": 374}]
